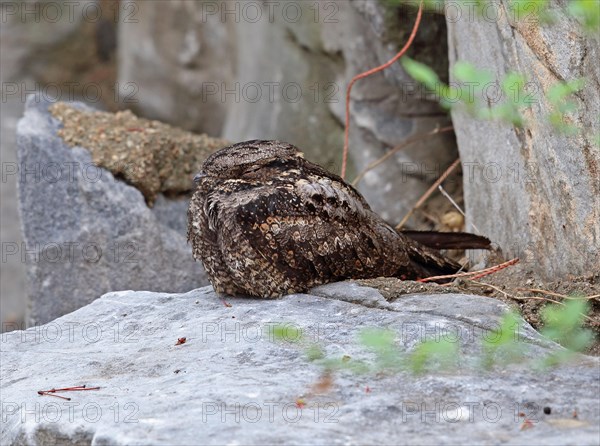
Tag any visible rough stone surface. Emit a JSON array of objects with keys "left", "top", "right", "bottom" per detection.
[
  {"left": 118, "top": 0, "right": 457, "bottom": 224},
  {"left": 0, "top": 0, "right": 96, "bottom": 85},
  {"left": 447, "top": 0, "right": 600, "bottom": 278},
  {"left": 16, "top": 97, "right": 208, "bottom": 326},
  {"left": 0, "top": 0, "right": 119, "bottom": 111},
  {"left": 0, "top": 0, "right": 106, "bottom": 332},
  {"left": 0, "top": 97, "right": 27, "bottom": 330},
  {"left": 49, "top": 102, "right": 228, "bottom": 206},
  {"left": 117, "top": 0, "right": 235, "bottom": 136},
  {"left": 220, "top": 1, "right": 345, "bottom": 174},
  {"left": 323, "top": 1, "right": 457, "bottom": 223},
  {"left": 2, "top": 283, "right": 599, "bottom": 445}
]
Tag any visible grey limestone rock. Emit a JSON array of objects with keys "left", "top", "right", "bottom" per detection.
[
  {"left": 117, "top": 0, "right": 458, "bottom": 224},
  {"left": 1, "top": 97, "right": 27, "bottom": 330},
  {"left": 1, "top": 283, "right": 598, "bottom": 445},
  {"left": 117, "top": 0, "right": 234, "bottom": 137},
  {"left": 0, "top": 0, "right": 100, "bottom": 331},
  {"left": 16, "top": 97, "right": 208, "bottom": 326},
  {"left": 447, "top": 0, "right": 600, "bottom": 278}
]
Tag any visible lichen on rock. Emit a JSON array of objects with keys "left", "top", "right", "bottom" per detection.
[{"left": 50, "top": 102, "right": 229, "bottom": 206}]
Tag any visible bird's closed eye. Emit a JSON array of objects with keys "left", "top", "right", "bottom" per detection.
[
  {"left": 245, "top": 165, "right": 262, "bottom": 173},
  {"left": 193, "top": 172, "right": 207, "bottom": 184}
]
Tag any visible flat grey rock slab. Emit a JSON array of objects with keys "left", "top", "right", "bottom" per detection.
[
  {"left": 1, "top": 283, "right": 598, "bottom": 445},
  {"left": 16, "top": 97, "right": 208, "bottom": 326}
]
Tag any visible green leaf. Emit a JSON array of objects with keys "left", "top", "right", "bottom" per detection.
[
  {"left": 359, "top": 328, "right": 404, "bottom": 371},
  {"left": 402, "top": 57, "right": 441, "bottom": 90},
  {"left": 420, "top": 0, "right": 445, "bottom": 10},
  {"left": 453, "top": 62, "right": 492, "bottom": 84},
  {"left": 548, "top": 112, "right": 579, "bottom": 135},
  {"left": 502, "top": 72, "right": 526, "bottom": 92},
  {"left": 540, "top": 299, "right": 595, "bottom": 353},
  {"left": 269, "top": 324, "right": 302, "bottom": 342},
  {"left": 481, "top": 311, "right": 527, "bottom": 369},
  {"left": 359, "top": 328, "right": 396, "bottom": 350},
  {"left": 397, "top": 0, "right": 446, "bottom": 12},
  {"left": 305, "top": 344, "right": 325, "bottom": 361},
  {"left": 508, "top": 0, "right": 550, "bottom": 21},
  {"left": 410, "top": 339, "right": 458, "bottom": 374},
  {"left": 439, "top": 85, "right": 461, "bottom": 109},
  {"left": 483, "top": 312, "right": 523, "bottom": 348},
  {"left": 486, "top": 103, "right": 526, "bottom": 127},
  {"left": 546, "top": 79, "right": 585, "bottom": 134},
  {"left": 547, "top": 79, "right": 586, "bottom": 104},
  {"left": 568, "top": 0, "right": 600, "bottom": 33}
]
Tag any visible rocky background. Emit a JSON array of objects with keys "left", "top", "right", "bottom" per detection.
[
  {"left": 1, "top": 1, "right": 599, "bottom": 444},
  {"left": 448, "top": 0, "right": 599, "bottom": 279},
  {"left": 2, "top": 1, "right": 599, "bottom": 326}
]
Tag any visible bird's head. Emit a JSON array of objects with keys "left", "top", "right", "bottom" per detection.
[{"left": 193, "top": 140, "right": 304, "bottom": 183}]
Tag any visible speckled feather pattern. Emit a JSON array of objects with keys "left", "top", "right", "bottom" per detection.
[{"left": 187, "top": 140, "right": 460, "bottom": 298}]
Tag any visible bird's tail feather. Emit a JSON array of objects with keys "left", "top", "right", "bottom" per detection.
[{"left": 401, "top": 230, "right": 491, "bottom": 250}]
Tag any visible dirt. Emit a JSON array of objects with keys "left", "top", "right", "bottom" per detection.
[
  {"left": 358, "top": 264, "right": 600, "bottom": 356},
  {"left": 50, "top": 103, "right": 229, "bottom": 206}
]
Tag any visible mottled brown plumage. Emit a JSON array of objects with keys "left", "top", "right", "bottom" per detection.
[{"left": 187, "top": 140, "right": 465, "bottom": 298}]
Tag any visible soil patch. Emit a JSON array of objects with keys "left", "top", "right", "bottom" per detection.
[{"left": 359, "top": 264, "right": 600, "bottom": 356}]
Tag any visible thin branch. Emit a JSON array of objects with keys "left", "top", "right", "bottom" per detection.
[
  {"left": 513, "top": 296, "right": 595, "bottom": 324},
  {"left": 467, "top": 281, "right": 595, "bottom": 323},
  {"left": 468, "top": 258, "right": 520, "bottom": 281},
  {"left": 396, "top": 158, "right": 461, "bottom": 230},
  {"left": 518, "top": 288, "right": 600, "bottom": 301},
  {"left": 352, "top": 126, "right": 453, "bottom": 187},
  {"left": 417, "top": 258, "right": 519, "bottom": 283},
  {"left": 341, "top": 1, "right": 424, "bottom": 179},
  {"left": 438, "top": 185, "right": 481, "bottom": 234},
  {"left": 465, "top": 279, "right": 515, "bottom": 299}
]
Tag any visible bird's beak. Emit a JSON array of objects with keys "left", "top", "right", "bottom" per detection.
[{"left": 193, "top": 172, "right": 207, "bottom": 184}]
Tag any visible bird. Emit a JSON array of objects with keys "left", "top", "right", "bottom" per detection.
[{"left": 187, "top": 140, "right": 489, "bottom": 298}]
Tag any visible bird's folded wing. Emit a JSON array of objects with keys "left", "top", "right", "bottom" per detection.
[{"left": 216, "top": 183, "right": 405, "bottom": 290}]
